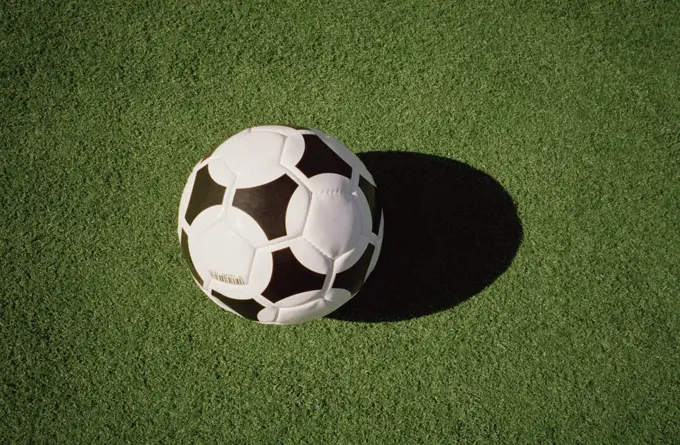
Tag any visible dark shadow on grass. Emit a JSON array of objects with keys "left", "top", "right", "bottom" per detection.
[{"left": 328, "top": 151, "right": 523, "bottom": 323}]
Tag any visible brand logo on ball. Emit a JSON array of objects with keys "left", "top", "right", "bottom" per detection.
[{"left": 210, "top": 271, "right": 246, "bottom": 285}]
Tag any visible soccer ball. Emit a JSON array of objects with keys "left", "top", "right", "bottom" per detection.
[{"left": 177, "top": 125, "right": 384, "bottom": 324}]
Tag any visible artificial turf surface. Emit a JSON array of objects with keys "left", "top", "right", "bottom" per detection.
[{"left": 2, "top": 0, "right": 680, "bottom": 443}]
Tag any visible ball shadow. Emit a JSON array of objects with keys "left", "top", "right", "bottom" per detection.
[{"left": 328, "top": 151, "right": 523, "bottom": 323}]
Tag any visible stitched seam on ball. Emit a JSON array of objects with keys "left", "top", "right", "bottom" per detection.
[
  {"left": 302, "top": 236, "right": 333, "bottom": 261},
  {"left": 315, "top": 189, "right": 346, "bottom": 195},
  {"left": 299, "top": 190, "right": 312, "bottom": 234}
]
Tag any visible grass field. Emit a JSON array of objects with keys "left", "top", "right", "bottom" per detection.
[{"left": 2, "top": 0, "right": 680, "bottom": 443}]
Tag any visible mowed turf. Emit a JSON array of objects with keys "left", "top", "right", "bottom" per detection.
[{"left": 2, "top": 0, "right": 679, "bottom": 443}]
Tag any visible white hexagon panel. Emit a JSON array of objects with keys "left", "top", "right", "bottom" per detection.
[{"left": 178, "top": 125, "right": 384, "bottom": 324}]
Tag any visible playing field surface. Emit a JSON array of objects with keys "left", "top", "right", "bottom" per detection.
[{"left": 2, "top": 1, "right": 679, "bottom": 443}]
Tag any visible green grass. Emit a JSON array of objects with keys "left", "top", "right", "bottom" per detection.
[{"left": 2, "top": 0, "right": 680, "bottom": 443}]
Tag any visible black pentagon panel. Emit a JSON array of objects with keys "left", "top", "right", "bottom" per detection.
[
  {"left": 358, "top": 175, "right": 381, "bottom": 235},
  {"left": 181, "top": 229, "right": 203, "bottom": 286},
  {"left": 211, "top": 290, "right": 264, "bottom": 321},
  {"left": 261, "top": 247, "right": 326, "bottom": 303},
  {"left": 296, "top": 134, "right": 352, "bottom": 179},
  {"left": 185, "top": 164, "right": 226, "bottom": 226},
  {"left": 333, "top": 243, "right": 375, "bottom": 296},
  {"left": 231, "top": 174, "right": 298, "bottom": 240}
]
